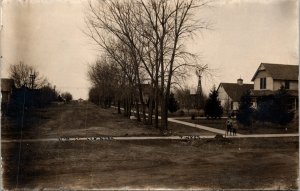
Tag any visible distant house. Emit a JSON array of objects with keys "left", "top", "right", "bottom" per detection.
[
  {"left": 1, "top": 78, "right": 15, "bottom": 114},
  {"left": 140, "top": 83, "right": 152, "bottom": 104},
  {"left": 217, "top": 78, "right": 254, "bottom": 114},
  {"left": 189, "top": 92, "right": 205, "bottom": 110},
  {"left": 250, "top": 63, "right": 298, "bottom": 110},
  {"left": 1, "top": 78, "right": 15, "bottom": 104}
]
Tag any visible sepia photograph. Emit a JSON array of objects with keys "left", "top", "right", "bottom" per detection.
[{"left": 0, "top": 0, "right": 299, "bottom": 190}]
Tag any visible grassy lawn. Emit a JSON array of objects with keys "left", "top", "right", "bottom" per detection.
[
  {"left": 1, "top": 102, "right": 298, "bottom": 190},
  {"left": 181, "top": 118, "right": 299, "bottom": 134}
]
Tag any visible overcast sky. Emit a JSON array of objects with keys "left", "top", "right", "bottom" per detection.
[{"left": 1, "top": 0, "right": 298, "bottom": 99}]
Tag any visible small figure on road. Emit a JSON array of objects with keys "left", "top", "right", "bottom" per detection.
[
  {"left": 232, "top": 120, "right": 238, "bottom": 136},
  {"left": 225, "top": 116, "right": 233, "bottom": 136},
  {"left": 232, "top": 126, "right": 237, "bottom": 136}
]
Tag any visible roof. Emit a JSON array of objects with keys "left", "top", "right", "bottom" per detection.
[
  {"left": 251, "top": 63, "right": 299, "bottom": 81},
  {"left": 218, "top": 83, "right": 254, "bottom": 102},
  {"left": 1, "top": 78, "right": 14, "bottom": 92}
]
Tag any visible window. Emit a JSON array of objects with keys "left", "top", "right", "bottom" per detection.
[
  {"left": 285, "top": 80, "right": 290, "bottom": 89},
  {"left": 260, "top": 78, "right": 266, "bottom": 89}
]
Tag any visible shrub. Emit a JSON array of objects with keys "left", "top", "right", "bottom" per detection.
[
  {"left": 204, "top": 86, "right": 223, "bottom": 119},
  {"left": 269, "top": 87, "right": 294, "bottom": 125},
  {"left": 254, "top": 86, "right": 294, "bottom": 126},
  {"left": 168, "top": 92, "right": 179, "bottom": 113},
  {"left": 236, "top": 91, "right": 254, "bottom": 127},
  {"left": 191, "top": 114, "right": 195, "bottom": 120},
  {"left": 178, "top": 110, "right": 185, "bottom": 116}
]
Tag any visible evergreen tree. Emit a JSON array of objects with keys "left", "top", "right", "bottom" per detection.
[
  {"left": 269, "top": 86, "right": 294, "bottom": 125},
  {"left": 255, "top": 100, "right": 272, "bottom": 123},
  {"left": 236, "top": 90, "right": 253, "bottom": 126},
  {"left": 167, "top": 92, "right": 179, "bottom": 113},
  {"left": 204, "top": 86, "right": 223, "bottom": 119}
]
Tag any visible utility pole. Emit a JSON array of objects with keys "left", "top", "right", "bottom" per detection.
[{"left": 29, "top": 73, "right": 36, "bottom": 89}]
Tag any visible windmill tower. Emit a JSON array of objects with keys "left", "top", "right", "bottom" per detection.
[
  {"left": 196, "top": 65, "right": 207, "bottom": 96},
  {"left": 195, "top": 65, "right": 207, "bottom": 109}
]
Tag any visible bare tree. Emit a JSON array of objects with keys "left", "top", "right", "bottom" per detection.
[
  {"left": 9, "top": 62, "right": 47, "bottom": 89},
  {"left": 61, "top": 92, "right": 73, "bottom": 103},
  {"left": 175, "top": 86, "right": 192, "bottom": 114},
  {"left": 88, "top": 58, "right": 121, "bottom": 108},
  {"left": 138, "top": 0, "right": 211, "bottom": 131}
]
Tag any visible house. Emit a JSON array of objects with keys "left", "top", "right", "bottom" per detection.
[
  {"left": 250, "top": 63, "right": 298, "bottom": 110},
  {"left": 217, "top": 78, "right": 254, "bottom": 114},
  {"left": 1, "top": 78, "right": 14, "bottom": 104},
  {"left": 140, "top": 83, "right": 152, "bottom": 104},
  {"left": 1, "top": 78, "right": 15, "bottom": 114}
]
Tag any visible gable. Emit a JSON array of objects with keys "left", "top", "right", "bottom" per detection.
[
  {"left": 217, "top": 85, "right": 230, "bottom": 100},
  {"left": 255, "top": 70, "right": 271, "bottom": 78},
  {"left": 258, "top": 64, "right": 265, "bottom": 70},
  {"left": 252, "top": 63, "right": 298, "bottom": 81}
]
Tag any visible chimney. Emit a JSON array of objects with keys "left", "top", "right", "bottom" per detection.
[{"left": 237, "top": 78, "right": 243, "bottom": 85}]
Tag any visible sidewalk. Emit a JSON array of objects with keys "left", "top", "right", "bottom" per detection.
[
  {"left": 2, "top": 133, "right": 298, "bottom": 143},
  {"left": 168, "top": 118, "right": 241, "bottom": 135}
]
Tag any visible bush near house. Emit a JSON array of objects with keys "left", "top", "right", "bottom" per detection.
[
  {"left": 236, "top": 90, "right": 254, "bottom": 127},
  {"left": 254, "top": 86, "right": 294, "bottom": 126},
  {"left": 167, "top": 92, "right": 179, "bottom": 113},
  {"left": 254, "top": 100, "right": 272, "bottom": 123},
  {"left": 269, "top": 87, "right": 294, "bottom": 125}
]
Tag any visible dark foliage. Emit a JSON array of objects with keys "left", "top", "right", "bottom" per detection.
[
  {"left": 88, "top": 86, "right": 113, "bottom": 108},
  {"left": 191, "top": 114, "right": 195, "bottom": 120},
  {"left": 254, "top": 100, "right": 272, "bottom": 123},
  {"left": 6, "top": 86, "right": 59, "bottom": 117},
  {"left": 61, "top": 92, "right": 73, "bottom": 103},
  {"left": 269, "top": 87, "right": 294, "bottom": 125},
  {"left": 236, "top": 90, "right": 254, "bottom": 126},
  {"left": 167, "top": 92, "right": 179, "bottom": 113},
  {"left": 35, "top": 86, "right": 59, "bottom": 107},
  {"left": 204, "top": 86, "right": 223, "bottom": 119},
  {"left": 88, "top": 87, "right": 100, "bottom": 105},
  {"left": 146, "top": 98, "right": 155, "bottom": 110},
  {"left": 57, "top": 95, "right": 64, "bottom": 102},
  {"left": 194, "top": 93, "right": 207, "bottom": 110},
  {"left": 254, "top": 86, "right": 294, "bottom": 126}
]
